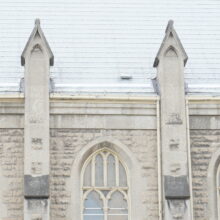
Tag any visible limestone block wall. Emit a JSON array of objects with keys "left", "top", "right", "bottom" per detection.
[
  {"left": 50, "top": 129, "right": 158, "bottom": 220},
  {"left": 0, "top": 129, "right": 24, "bottom": 220},
  {"left": 190, "top": 130, "right": 220, "bottom": 220},
  {"left": 189, "top": 103, "right": 220, "bottom": 220},
  {"left": 0, "top": 100, "right": 158, "bottom": 220}
]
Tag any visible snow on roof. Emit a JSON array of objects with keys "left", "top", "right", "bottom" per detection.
[{"left": 0, "top": 0, "right": 220, "bottom": 95}]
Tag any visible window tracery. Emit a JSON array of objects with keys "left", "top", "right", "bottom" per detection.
[{"left": 82, "top": 148, "right": 129, "bottom": 220}]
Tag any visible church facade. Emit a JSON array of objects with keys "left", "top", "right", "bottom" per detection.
[{"left": 0, "top": 5, "right": 220, "bottom": 220}]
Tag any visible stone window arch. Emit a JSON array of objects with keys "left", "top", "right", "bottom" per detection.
[
  {"left": 81, "top": 148, "right": 129, "bottom": 220},
  {"left": 69, "top": 137, "right": 145, "bottom": 220},
  {"left": 207, "top": 148, "right": 220, "bottom": 220}
]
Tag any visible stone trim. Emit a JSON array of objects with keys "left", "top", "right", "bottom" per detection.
[
  {"left": 207, "top": 148, "right": 220, "bottom": 220},
  {"left": 68, "top": 136, "right": 146, "bottom": 220},
  {"left": 21, "top": 19, "right": 54, "bottom": 66}
]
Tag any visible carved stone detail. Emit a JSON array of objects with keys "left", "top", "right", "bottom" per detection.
[
  {"left": 31, "top": 162, "right": 42, "bottom": 175},
  {"left": 168, "top": 200, "right": 186, "bottom": 220},
  {"left": 166, "top": 113, "right": 183, "bottom": 125},
  {"left": 169, "top": 139, "right": 180, "bottom": 150}
]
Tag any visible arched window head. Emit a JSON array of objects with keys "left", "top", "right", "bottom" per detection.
[{"left": 82, "top": 148, "right": 129, "bottom": 220}]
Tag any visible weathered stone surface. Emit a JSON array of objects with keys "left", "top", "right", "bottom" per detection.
[
  {"left": 164, "top": 175, "right": 190, "bottom": 199},
  {"left": 0, "top": 129, "right": 24, "bottom": 220},
  {"left": 24, "top": 175, "right": 49, "bottom": 198},
  {"left": 165, "top": 199, "right": 190, "bottom": 220},
  {"left": 155, "top": 20, "right": 191, "bottom": 220},
  {"left": 24, "top": 199, "right": 48, "bottom": 220},
  {"left": 23, "top": 19, "right": 51, "bottom": 220},
  {"left": 50, "top": 129, "right": 158, "bottom": 220},
  {"left": 190, "top": 130, "right": 220, "bottom": 220}
]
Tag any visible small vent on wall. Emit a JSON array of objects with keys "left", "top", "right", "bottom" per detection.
[{"left": 120, "top": 74, "right": 132, "bottom": 80}]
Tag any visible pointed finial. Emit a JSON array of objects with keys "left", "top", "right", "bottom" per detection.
[
  {"left": 21, "top": 18, "right": 54, "bottom": 66},
  {"left": 165, "top": 20, "right": 174, "bottom": 33},
  {"left": 153, "top": 20, "right": 188, "bottom": 67},
  {"left": 35, "top": 19, "right": 40, "bottom": 26}
]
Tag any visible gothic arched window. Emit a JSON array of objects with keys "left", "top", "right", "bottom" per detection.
[{"left": 82, "top": 148, "right": 129, "bottom": 220}]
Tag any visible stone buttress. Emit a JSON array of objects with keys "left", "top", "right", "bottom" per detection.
[
  {"left": 154, "top": 21, "right": 192, "bottom": 220},
  {"left": 21, "top": 19, "right": 54, "bottom": 220}
]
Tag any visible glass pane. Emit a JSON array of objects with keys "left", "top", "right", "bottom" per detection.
[
  {"left": 108, "top": 215, "right": 128, "bottom": 220},
  {"left": 84, "top": 191, "right": 104, "bottom": 214},
  {"left": 84, "top": 215, "right": 104, "bottom": 220},
  {"left": 95, "top": 154, "right": 104, "bottom": 186},
  {"left": 119, "top": 162, "right": 127, "bottom": 187},
  {"left": 108, "top": 191, "right": 128, "bottom": 214},
  {"left": 84, "top": 161, "right": 91, "bottom": 186},
  {"left": 109, "top": 208, "right": 128, "bottom": 215},
  {"left": 107, "top": 154, "right": 116, "bottom": 187}
]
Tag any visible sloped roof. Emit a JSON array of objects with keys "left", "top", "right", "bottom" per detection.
[{"left": 0, "top": 0, "right": 220, "bottom": 95}]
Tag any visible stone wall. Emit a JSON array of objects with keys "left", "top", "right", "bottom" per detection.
[
  {"left": 1, "top": 107, "right": 220, "bottom": 220},
  {"left": 191, "top": 130, "right": 220, "bottom": 220},
  {"left": 50, "top": 129, "right": 158, "bottom": 220},
  {"left": 0, "top": 129, "right": 24, "bottom": 220}
]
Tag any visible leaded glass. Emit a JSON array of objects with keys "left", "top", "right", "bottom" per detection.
[
  {"left": 107, "top": 154, "right": 116, "bottom": 187},
  {"left": 95, "top": 154, "right": 104, "bottom": 186},
  {"left": 82, "top": 148, "right": 129, "bottom": 220}
]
